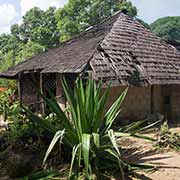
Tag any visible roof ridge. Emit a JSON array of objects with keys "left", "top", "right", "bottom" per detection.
[{"left": 60, "top": 11, "right": 122, "bottom": 45}]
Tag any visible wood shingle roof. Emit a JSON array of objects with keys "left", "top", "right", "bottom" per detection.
[{"left": 1, "top": 12, "right": 180, "bottom": 86}]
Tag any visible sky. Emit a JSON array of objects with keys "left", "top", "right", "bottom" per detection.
[{"left": 0, "top": 0, "right": 179, "bottom": 34}]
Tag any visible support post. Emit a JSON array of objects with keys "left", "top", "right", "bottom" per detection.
[
  {"left": 151, "top": 85, "right": 154, "bottom": 114},
  {"left": 40, "top": 73, "right": 45, "bottom": 115},
  {"left": 18, "top": 72, "right": 23, "bottom": 107},
  {"left": 56, "top": 74, "right": 66, "bottom": 110}
]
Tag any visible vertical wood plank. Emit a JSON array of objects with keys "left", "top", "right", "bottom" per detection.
[
  {"left": 40, "top": 73, "right": 45, "bottom": 115},
  {"left": 151, "top": 85, "right": 154, "bottom": 114},
  {"left": 18, "top": 72, "right": 23, "bottom": 107},
  {"left": 56, "top": 74, "right": 66, "bottom": 110}
]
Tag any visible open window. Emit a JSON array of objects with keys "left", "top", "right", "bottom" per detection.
[{"left": 42, "top": 73, "right": 56, "bottom": 114}]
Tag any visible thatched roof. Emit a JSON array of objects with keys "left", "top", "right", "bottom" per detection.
[{"left": 1, "top": 12, "right": 180, "bottom": 86}]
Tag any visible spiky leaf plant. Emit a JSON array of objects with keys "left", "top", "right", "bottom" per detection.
[{"left": 24, "top": 76, "right": 156, "bottom": 179}]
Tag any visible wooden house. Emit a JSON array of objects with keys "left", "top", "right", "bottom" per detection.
[{"left": 1, "top": 12, "right": 180, "bottom": 122}]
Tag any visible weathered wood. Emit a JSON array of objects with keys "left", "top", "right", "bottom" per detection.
[
  {"left": 151, "top": 85, "right": 154, "bottom": 113},
  {"left": 18, "top": 72, "right": 23, "bottom": 106},
  {"left": 40, "top": 73, "right": 45, "bottom": 114},
  {"left": 56, "top": 74, "right": 66, "bottom": 110}
]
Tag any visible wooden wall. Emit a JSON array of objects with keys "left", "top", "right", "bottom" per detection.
[
  {"left": 56, "top": 74, "right": 66, "bottom": 109},
  {"left": 171, "top": 85, "right": 180, "bottom": 122},
  {"left": 20, "top": 73, "right": 40, "bottom": 111}
]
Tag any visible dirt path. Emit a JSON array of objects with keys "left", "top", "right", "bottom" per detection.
[
  {"left": 142, "top": 151, "right": 180, "bottom": 180},
  {"left": 119, "top": 127, "right": 180, "bottom": 180}
]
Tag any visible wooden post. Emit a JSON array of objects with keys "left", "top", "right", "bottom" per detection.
[
  {"left": 56, "top": 74, "right": 66, "bottom": 110},
  {"left": 18, "top": 72, "right": 23, "bottom": 106},
  {"left": 40, "top": 73, "right": 45, "bottom": 115},
  {"left": 151, "top": 85, "right": 154, "bottom": 114}
]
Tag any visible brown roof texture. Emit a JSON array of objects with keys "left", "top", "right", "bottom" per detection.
[
  {"left": 168, "top": 41, "right": 180, "bottom": 51},
  {"left": 1, "top": 12, "right": 180, "bottom": 86},
  {"left": 0, "top": 13, "right": 119, "bottom": 79}
]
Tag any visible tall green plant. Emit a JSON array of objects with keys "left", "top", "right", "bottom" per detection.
[{"left": 24, "top": 76, "right": 156, "bottom": 179}]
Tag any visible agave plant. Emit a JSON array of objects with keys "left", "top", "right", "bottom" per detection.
[{"left": 24, "top": 76, "right": 156, "bottom": 179}]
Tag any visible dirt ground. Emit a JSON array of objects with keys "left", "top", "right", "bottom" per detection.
[
  {"left": 119, "top": 126, "right": 180, "bottom": 180},
  {"left": 0, "top": 125, "right": 180, "bottom": 180}
]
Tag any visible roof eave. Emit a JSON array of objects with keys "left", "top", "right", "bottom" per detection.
[{"left": 0, "top": 73, "right": 18, "bottom": 80}]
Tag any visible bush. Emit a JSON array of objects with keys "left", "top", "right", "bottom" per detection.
[{"left": 0, "top": 88, "right": 19, "bottom": 122}]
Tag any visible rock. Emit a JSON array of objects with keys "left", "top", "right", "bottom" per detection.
[{"left": 5, "top": 151, "right": 38, "bottom": 178}]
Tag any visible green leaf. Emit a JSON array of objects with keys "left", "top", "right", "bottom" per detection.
[
  {"left": 108, "top": 129, "right": 121, "bottom": 157},
  {"left": 43, "top": 129, "right": 65, "bottom": 166},
  {"left": 115, "top": 132, "right": 156, "bottom": 141},
  {"left": 92, "top": 133, "right": 100, "bottom": 148},
  {"left": 69, "top": 144, "right": 81, "bottom": 178},
  {"left": 103, "top": 88, "right": 128, "bottom": 133},
  {"left": 129, "top": 163, "right": 156, "bottom": 171},
  {"left": 105, "top": 149, "right": 125, "bottom": 180},
  {"left": 20, "top": 170, "right": 59, "bottom": 180},
  {"left": 92, "top": 81, "right": 111, "bottom": 132},
  {"left": 23, "top": 106, "right": 57, "bottom": 134},
  {"left": 82, "top": 133, "right": 91, "bottom": 175}
]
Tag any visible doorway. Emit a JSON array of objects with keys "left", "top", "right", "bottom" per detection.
[{"left": 162, "top": 85, "right": 172, "bottom": 120}]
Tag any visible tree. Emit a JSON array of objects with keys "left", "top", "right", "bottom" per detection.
[
  {"left": 16, "top": 40, "right": 45, "bottom": 64},
  {"left": 136, "top": 18, "right": 150, "bottom": 29},
  {"left": 150, "top": 16, "right": 180, "bottom": 43},
  {"left": 0, "top": 6, "right": 59, "bottom": 82},
  {"left": 55, "top": 0, "right": 137, "bottom": 41},
  {"left": 0, "top": 34, "right": 22, "bottom": 55},
  {"left": 119, "top": 0, "right": 137, "bottom": 17},
  {"left": 0, "top": 33, "right": 24, "bottom": 66},
  {"left": 17, "top": 7, "right": 60, "bottom": 48}
]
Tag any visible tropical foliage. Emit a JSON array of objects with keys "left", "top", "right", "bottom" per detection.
[
  {"left": 55, "top": 0, "right": 137, "bottom": 41},
  {"left": 24, "top": 76, "right": 156, "bottom": 179},
  {"left": 151, "top": 16, "right": 180, "bottom": 43},
  {"left": 0, "top": 88, "right": 19, "bottom": 121}
]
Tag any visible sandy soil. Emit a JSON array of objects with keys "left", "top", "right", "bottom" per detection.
[{"left": 119, "top": 127, "right": 180, "bottom": 180}]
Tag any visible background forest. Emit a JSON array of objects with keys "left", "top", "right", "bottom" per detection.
[{"left": 0, "top": 0, "right": 179, "bottom": 87}]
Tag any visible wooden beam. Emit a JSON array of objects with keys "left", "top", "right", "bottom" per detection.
[
  {"left": 18, "top": 72, "right": 23, "bottom": 106},
  {"left": 56, "top": 74, "right": 66, "bottom": 110},
  {"left": 151, "top": 85, "right": 154, "bottom": 114},
  {"left": 40, "top": 73, "right": 45, "bottom": 115}
]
